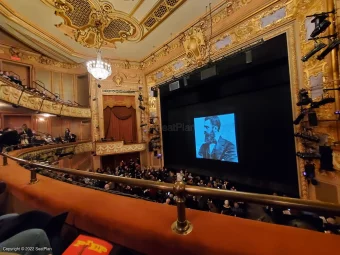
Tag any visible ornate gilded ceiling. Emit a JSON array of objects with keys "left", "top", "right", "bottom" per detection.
[
  {"left": 0, "top": 0, "right": 222, "bottom": 61},
  {"left": 42, "top": 0, "right": 144, "bottom": 49}
]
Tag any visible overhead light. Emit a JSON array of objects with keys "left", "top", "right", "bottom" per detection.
[
  {"left": 317, "top": 39, "right": 340, "bottom": 60},
  {"left": 301, "top": 42, "right": 327, "bottom": 62},
  {"left": 41, "top": 113, "right": 53, "bottom": 117},
  {"left": 86, "top": 51, "right": 112, "bottom": 80},
  {"left": 310, "top": 14, "right": 331, "bottom": 38}
]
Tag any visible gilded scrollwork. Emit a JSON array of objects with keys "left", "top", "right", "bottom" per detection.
[
  {"left": 181, "top": 26, "right": 208, "bottom": 67},
  {"left": 95, "top": 141, "right": 146, "bottom": 156},
  {"left": 43, "top": 0, "right": 143, "bottom": 49}
]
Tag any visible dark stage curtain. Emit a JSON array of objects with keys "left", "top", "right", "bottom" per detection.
[{"left": 104, "top": 106, "right": 137, "bottom": 143}]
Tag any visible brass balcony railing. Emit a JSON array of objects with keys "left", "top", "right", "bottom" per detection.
[{"left": 2, "top": 151, "right": 340, "bottom": 235}]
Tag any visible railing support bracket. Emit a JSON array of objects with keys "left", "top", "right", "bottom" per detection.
[{"left": 29, "top": 169, "right": 38, "bottom": 184}]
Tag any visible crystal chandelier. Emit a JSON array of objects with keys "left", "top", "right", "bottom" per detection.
[{"left": 86, "top": 51, "right": 112, "bottom": 80}]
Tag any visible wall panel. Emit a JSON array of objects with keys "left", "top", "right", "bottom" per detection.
[
  {"left": 77, "top": 75, "right": 89, "bottom": 107},
  {"left": 35, "top": 118, "right": 48, "bottom": 135},
  {"left": 35, "top": 69, "right": 52, "bottom": 91},
  {"left": 62, "top": 73, "right": 74, "bottom": 103},
  {"left": 51, "top": 117, "right": 63, "bottom": 137},
  {"left": 81, "top": 122, "right": 91, "bottom": 140},
  {"left": 52, "top": 72, "right": 61, "bottom": 97},
  {"left": 3, "top": 115, "right": 31, "bottom": 130}
]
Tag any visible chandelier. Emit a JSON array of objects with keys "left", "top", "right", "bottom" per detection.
[{"left": 86, "top": 51, "right": 112, "bottom": 80}]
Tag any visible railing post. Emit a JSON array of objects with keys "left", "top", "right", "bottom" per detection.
[
  {"left": 171, "top": 181, "right": 193, "bottom": 235},
  {"left": 3, "top": 155, "right": 8, "bottom": 166},
  {"left": 29, "top": 168, "right": 38, "bottom": 184}
]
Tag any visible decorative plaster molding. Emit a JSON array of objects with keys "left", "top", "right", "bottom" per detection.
[
  {"left": 95, "top": 141, "right": 146, "bottom": 156},
  {"left": 0, "top": 44, "right": 83, "bottom": 71},
  {"left": 42, "top": 0, "right": 143, "bottom": 49},
  {"left": 145, "top": 0, "right": 296, "bottom": 86}
]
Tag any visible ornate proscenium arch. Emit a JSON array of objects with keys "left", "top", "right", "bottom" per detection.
[{"left": 41, "top": 0, "right": 143, "bottom": 49}]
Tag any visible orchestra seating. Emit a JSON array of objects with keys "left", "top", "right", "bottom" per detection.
[{"left": 0, "top": 146, "right": 339, "bottom": 255}]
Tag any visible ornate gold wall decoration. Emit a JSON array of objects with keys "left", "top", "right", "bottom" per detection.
[
  {"left": 180, "top": 26, "right": 208, "bottom": 67},
  {"left": 0, "top": 45, "right": 80, "bottom": 70},
  {"left": 9, "top": 47, "right": 23, "bottom": 59},
  {"left": 146, "top": 0, "right": 296, "bottom": 85},
  {"left": 43, "top": 0, "right": 143, "bottom": 49},
  {"left": 112, "top": 72, "right": 126, "bottom": 86},
  {"left": 95, "top": 141, "right": 146, "bottom": 156},
  {"left": 102, "top": 95, "right": 135, "bottom": 109},
  {"left": 141, "top": 0, "right": 255, "bottom": 73}
]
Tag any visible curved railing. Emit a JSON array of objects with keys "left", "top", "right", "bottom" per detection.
[
  {"left": 0, "top": 77, "right": 91, "bottom": 118},
  {"left": 2, "top": 143, "right": 340, "bottom": 235}
]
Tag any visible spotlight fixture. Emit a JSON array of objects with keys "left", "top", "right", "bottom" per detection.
[
  {"left": 294, "top": 132, "right": 320, "bottom": 143},
  {"left": 139, "top": 105, "right": 145, "bottom": 111},
  {"left": 296, "top": 89, "right": 312, "bottom": 106},
  {"left": 97, "top": 84, "right": 101, "bottom": 88},
  {"left": 317, "top": 38, "right": 340, "bottom": 60},
  {"left": 301, "top": 42, "right": 327, "bottom": 62},
  {"left": 310, "top": 14, "right": 331, "bottom": 38},
  {"left": 138, "top": 94, "right": 143, "bottom": 101},
  {"left": 293, "top": 109, "right": 308, "bottom": 125},
  {"left": 140, "top": 123, "right": 147, "bottom": 127},
  {"left": 296, "top": 152, "right": 321, "bottom": 159},
  {"left": 311, "top": 97, "right": 335, "bottom": 108}
]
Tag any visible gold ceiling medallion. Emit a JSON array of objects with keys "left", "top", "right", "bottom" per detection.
[
  {"left": 181, "top": 26, "right": 208, "bottom": 67},
  {"left": 44, "top": 0, "right": 143, "bottom": 49}
]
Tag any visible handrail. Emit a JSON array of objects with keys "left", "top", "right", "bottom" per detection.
[{"left": 2, "top": 150, "right": 340, "bottom": 235}]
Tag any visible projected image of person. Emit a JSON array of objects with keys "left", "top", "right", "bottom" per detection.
[{"left": 195, "top": 114, "right": 238, "bottom": 163}]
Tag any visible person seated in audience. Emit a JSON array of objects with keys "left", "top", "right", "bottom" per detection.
[
  {"left": 0, "top": 229, "right": 52, "bottom": 255},
  {"left": 221, "top": 200, "right": 233, "bottom": 216},
  {"left": 0, "top": 71, "right": 10, "bottom": 80},
  {"left": 232, "top": 202, "right": 246, "bottom": 218},
  {"left": 34, "top": 156, "right": 335, "bottom": 234},
  {"left": 8, "top": 74, "right": 22, "bottom": 86},
  {"left": 64, "top": 128, "right": 71, "bottom": 142},
  {"left": 19, "top": 124, "right": 33, "bottom": 143},
  {"left": 164, "top": 198, "right": 171, "bottom": 205}
]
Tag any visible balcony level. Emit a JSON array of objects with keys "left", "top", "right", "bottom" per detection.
[{"left": 0, "top": 77, "right": 91, "bottom": 118}]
